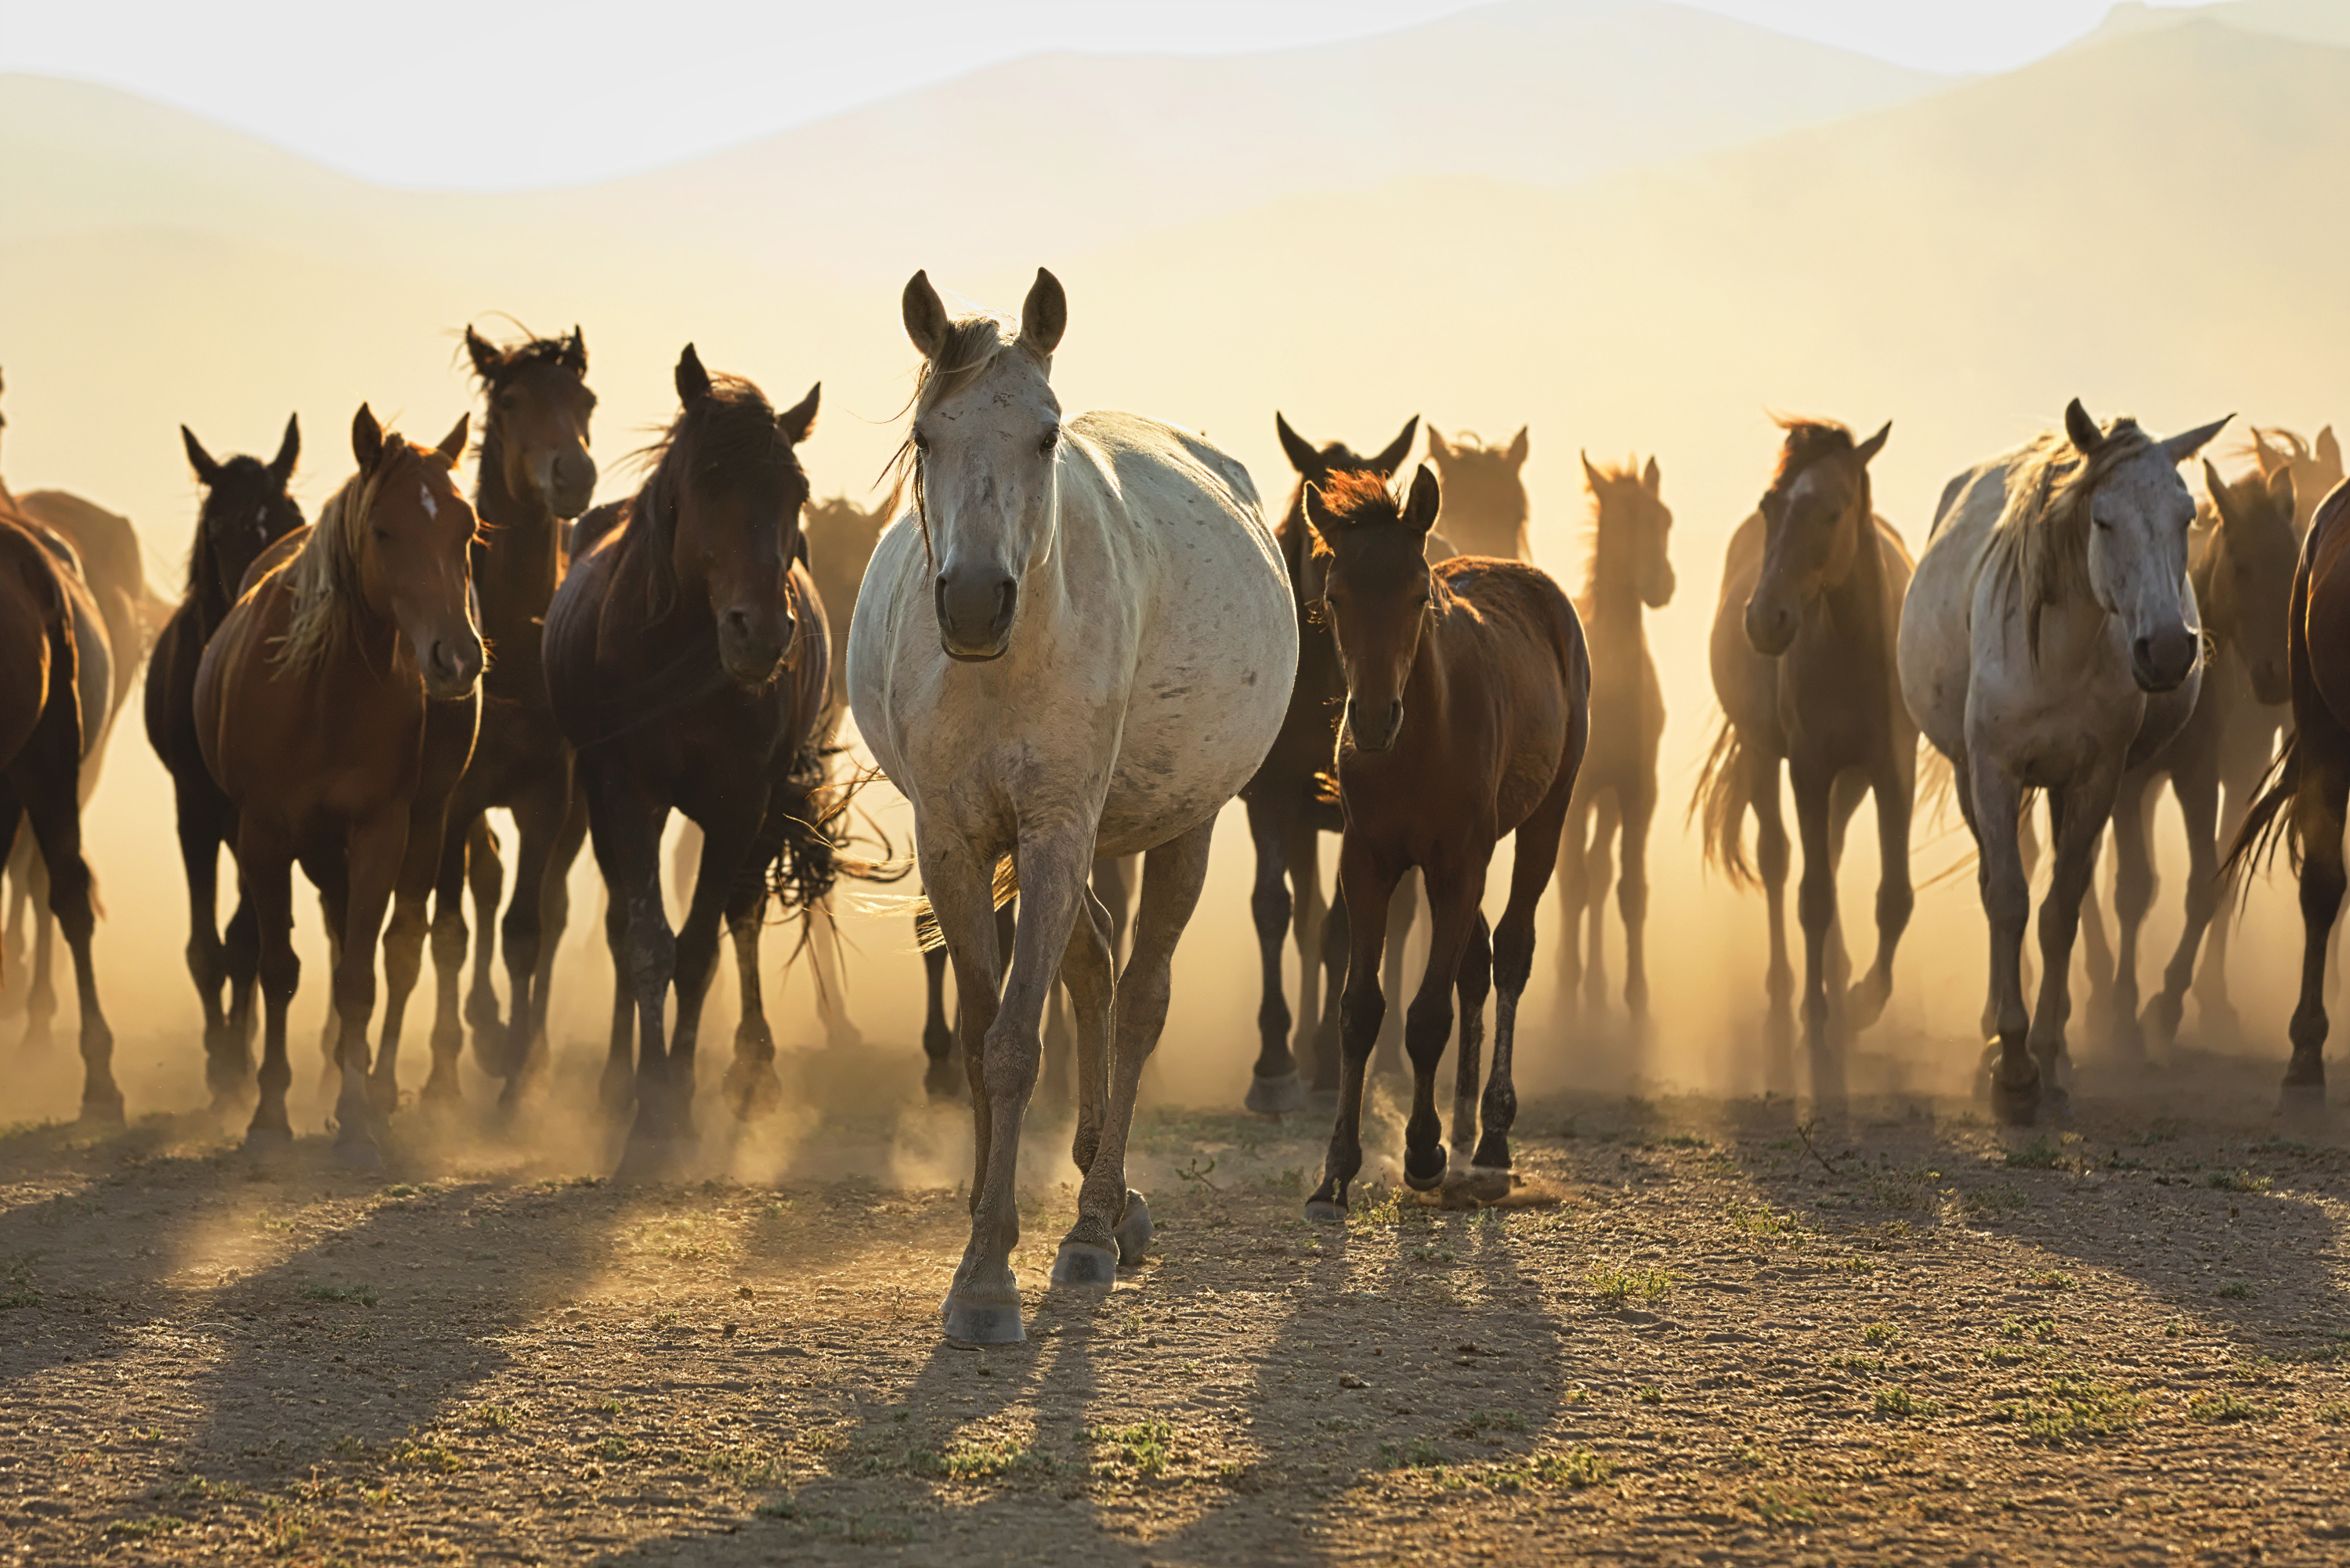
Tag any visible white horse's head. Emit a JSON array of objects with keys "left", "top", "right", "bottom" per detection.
[
  {"left": 899, "top": 267, "right": 1067, "bottom": 663},
  {"left": 2063, "top": 399, "right": 2232, "bottom": 693}
]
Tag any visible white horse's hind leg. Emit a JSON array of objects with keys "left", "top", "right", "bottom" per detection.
[
  {"left": 938, "top": 831, "right": 1087, "bottom": 1345},
  {"left": 1969, "top": 754, "right": 2039, "bottom": 1122},
  {"left": 2105, "top": 776, "right": 2158, "bottom": 1059},
  {"left": 1057, "top": 816, "right": 1215, "bottom": 1281},
  {"left": 2030, "top": 776, "right": 2117, "bottom": 1118}
]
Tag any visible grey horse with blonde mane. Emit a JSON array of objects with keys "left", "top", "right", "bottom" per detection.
[
  {"left": 1900, "top": 400, "right": 2229, "bottom": 1125},
  {"left": 848, "top": 268, "right": 1296, "bottom": 1344}
]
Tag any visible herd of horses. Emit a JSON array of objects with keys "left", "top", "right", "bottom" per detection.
[{"left": 3, "top": 272, "right": 2348, "bottom": 1342}]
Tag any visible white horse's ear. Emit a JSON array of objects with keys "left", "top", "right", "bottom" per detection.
[
  {"left": 1275, "top": 412, "right": 1321, "bottom": 477},
  {"left": 1643, "top": 454, "right": 1661, "bottom": 492},
  {"left": 902, "top": 271, "right": 949, "bottom": 360},
  {"left": 1370, "top": 416, "right": 1419, "bottom": 476},
  {"left": 1855, "top": 421, "right": 1892, "bottom": 465},
  {"left": 1018, "top": 267, "right": 1068, "bottom": 358},
  {"left": 1403, "top": 464, "right": 1442, "bottom": 535},
  {"left": 2161, "top": 414, "right": 2234, "bottom": 467},
  {"left": 2064, "top": 399, "right": 2104, "bottom": 456}
]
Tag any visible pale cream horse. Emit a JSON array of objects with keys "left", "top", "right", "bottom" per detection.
[
  {"left": 848, "top": 269, "right": 1296, "bottom": 1345},
  {"left": 1900, "top": 401, "right": 2228, "bottom": 1125}
]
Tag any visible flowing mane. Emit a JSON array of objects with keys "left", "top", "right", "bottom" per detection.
[
  {"left": 275, "top": 464, "right": 384, "bottom": 674},
  {"left": 1987, "top": 415, "right": 2158, "bottom": 654},
  {"left": 1306, "top": 470, "right": 1457, "bottom": 611},
  {"left": 617, "top": 372, "right": 803, "bottom": 619},
  {"left": 1578, "top": 455, "right": 1645, "bottom": 602}
]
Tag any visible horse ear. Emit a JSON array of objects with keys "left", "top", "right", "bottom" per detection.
[
  {"left": 2161, "top": 414, "right": 2233, "bottom": 467},
  {"left": 1580, "top": 450, "right": 1603, "bottom": 493},
  {"left": 675, "top": 344, "right": 711, "bottom": 406},
  {"left": 1369, "top": 415, "right": 1419, "bottom": 477},
  {"left": 1403, "top": 464, "right": 1442, "bottom": 536},
  {"left": 2202, "top": 459, "right": 2232, "bottom": 524},
  {"left": 181, "top": 425, "right": 222, "bottom": 486},
  {"left": 777, "top": 382, "right": 820, "bottom": 446},
  {"left": 2322, "top": 426, "right": 2342, "bottom": 469},
  {"left": 1854, "top": 421, "right": 1892, "bottom": 466},
  {"left": 465, "top": 325, "right": 500, "bottom": 382},
  {"left": 1019, "top": 267, "right": 1068, "bottom": 357},
  {"left": 352, "top": 404, "right": 385, "bottom": 471},
  {"left": 2250, "top": 428, "right": 2281, "bottom": 474},
  {"left": 1643, "top": 454, "right": 1661, "bottom": 492},
  {"left": 2063, "top": 399, "right": 2104, "bottom": 456},
  {"left": 1505, "top": 426, "right": 1530, "bottom": 468},
  {"left": 562, "top": 326, "right": 588, "bottom": 374},
  {"left": 1302, "top": 480, "right": 1340, "bottom": 547},
  {"left": 269, "top": 413, "right": 300, "bottom": 482},
  {"left": 1275, "top": 413, "right": 1321, "bottom": 477},
  {"left": 1426, "top": 428, "right": 1452, "bottom": 463},
  {"left": 902, "top": 270, "right": 949, "bottom": 360},
  {"left": 434, "top": 414, "right": 470, "bottom": 467}
]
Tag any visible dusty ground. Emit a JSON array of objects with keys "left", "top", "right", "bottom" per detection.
[{"left": 5, "top": 1036, "right": 2350, "bottom": 1567}]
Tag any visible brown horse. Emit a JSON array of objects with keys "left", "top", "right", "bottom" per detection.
[
  {"left": 1240, "top": 411, "right": 1421, "bottom": 1114},
  {"left": 195, "top": 407, "right": 483, "bottom": 1162},
  {"left": 2084, "top": 459, "right": 2297, "bottom": 1052},
  {"left": 0, "top": 500, "right": 118, "bottom": 1118},
  {"left": 1555, "top": 453, "right": 1674, "bottom": 1026},
  {"left": 1301, "top": 467, "right": 1588, "bottom": 1217},
  {"left": 2251, "top": 426, "right": 2340, "bottom": 535},
  {"left": 2229, "top": 472, "right": 2350, "bottom": 1108},
  {"left": 392, "top": 325, "right": 598, "bottom": 1111},
  {"left": 1425, "top": 425, "right": 1531, "bottom": 560},
  {"left": 544, "top": 345, "right": 835, "bottom": 1176},
  {"left": 1694, "top": 419, "right": 1913, "bottom": 1093},
  {"left": 146, "top": 417, "right": 305, "bottom": 1104}
]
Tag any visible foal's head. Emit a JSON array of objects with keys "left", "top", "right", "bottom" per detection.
[
  {"left": 342, "top": 405, "right": 483, "bottom": 700},
  {"left": 2202, "top": 457, "right": 2297, "bottom": 704},
  {"left": 1744, "top": 418, "right": 1889, "bottom": 656},
  {"left": 1580, "top": 453, "right": 1675, "bottom": 610},
  {"left": 1425, "top": 426, "right": 1529, "bottom": 558},
  {"left": 465, "top": 324, "right": 597, "bottom": 520},
  {"left": 1276, "top": 411, "right": 1419, "bottom": 599},
  {"left": 1304, "top": 465, "right": 1444, "bottom": 754},
  {"left": 182, "top": 414, "right": 303, "bottom": 608},
  {"left": 898, "top": 266, "right": 1067, "bottom": 662},
  {"left": 649, "top": 345, "right": 819, "bottom": 686}
]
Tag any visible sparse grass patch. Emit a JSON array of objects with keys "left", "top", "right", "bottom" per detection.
[
  {"left": 1494, "top": 1447, "right": 1612, "bottom": 1491},
  {"left": 2316, "top": 1401, "right": 2350, "bottom": 1425},
  {"left": 595, "top": 1436, "right": 630, "bottom": 1461},
  {"left": 389, "top": 1439, "right": 464, "bottom": 1473},
  {"left": 1827, "top": 1353, "right": 1887, "bottom": 1375},
  {"left": 2216, "top": 1281, "right": 2255, "bottom": 1301},
  {"left": 1348, "top": 1185, "right": 1406, "bottom": 1233},
  {"left": 1724, "top": 1200, "right": 1802, "bottom": 1243},
  {"left": 1863, "top": 1322, "right": 1900, "bottom": 1346},
  {"left": 1993, "top": 1377, "right": 2143, "bottom": 1446},
  {"left": 1462, "top": 1408, "right": 1526, "bottom": 1434},
  {"left": 1634, "top": 1385, "right": 1664, "bottom": 1406},
  {"left": 1588, "top": 1263, "right": 1674, "bottom": 1306},
  {"left": 1086, "top": 1419, "right": 1173, "bottom": 1479},
  {"left": 298, "top": 1283, "right": 378, "bottom": 1307},
  {"left": 1873, "top": 1386, "right": 1938, "bottom": 1418},
  {"left": 2207, "top": 1169, "right": 2271, "bottom": 1194},
  {"left": 694, "top": 1444, "right": 787, "bottom": 1486},
  {"left": 2029, "top": 1270, "right": 2077, "bottom": 1292},
  {"left": 104, "top": 1517, "right": 184, "bottom": 1539},
  {"left": 2005, "top": 1138, "right": 2064, "bottom": 1169},
  {"left": 1377, "top": 1435, "right": 1446, "bottom": 1471},
  {"left": 2187, "top": 1391, "right": 2263, "bottom": 1424},
  {"left": 1749, "top": 1482, "right": 1833, "bottom": 1527},
  {"left": 470, "top": 1404, "right": 520, "bottom": 1431}
]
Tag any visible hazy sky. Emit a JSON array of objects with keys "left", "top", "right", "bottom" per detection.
[{"left": 8, "top": 1, "right": 2213, "bottom": 189}]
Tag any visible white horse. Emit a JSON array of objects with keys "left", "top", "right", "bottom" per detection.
[
  {"left": 848, "top": 269, "right": 1296, "bottom": 1344},
  {"left": 1899, "top": 400, "right": 2229, "bottom": 1125}
]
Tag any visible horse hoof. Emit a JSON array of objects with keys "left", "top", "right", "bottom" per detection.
[
  {"left": 1456, "top": 1164, "right": 1513, "bottom": 1205},
  {"left": 613, "top": 1129, "right": 688, "bottom": 1184},
  {"left": 2140, "top": 995, "right": 2184, "bottom": 1050},
  {"left": 941, "top": 1292, "right": 1025, "bottom": 1346},
  {"left": 1303, "top": 1194, "right": 1347, "bottom": 1224},
  {"left": 1050, "top": 1243, "right": 1119, "bottom": 1288},
  {"left": 1989, "top": 1068, "right": 2039, "bottom": 1128},
  {"left": 1468, "top": 1135, "right": 1513, "bottom": 1175},
  {"left": 244, "top": 1125, "right": 294, "bottom": 1155},
  {"left": 721, "top": 1061, "right": 783, "bottom": 1122},
  {"left": 921, "top": 1058, "right": 962, "bottom": 1104},
  {"left": 1246, "top": 1071, "right": 1305, "bottom": 1117},
  {"left": 1403, "top": 1146, "right": 1447, "bottom": 1192},
  {"left": 78, "top": 1094, "right": 125, "bottom": 1126},
  {"left": 1114, "top": 1190, "right": 1152, "bottom": 1264}
]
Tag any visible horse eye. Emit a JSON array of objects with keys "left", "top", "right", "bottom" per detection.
[
  {"left": 373, "top": 528, "right": 392, "bottom": 543},
  {"left": 1039, "top": 430, "right": 1060, "bottom": 456},
  {"left": 912, "top": 430, "right": 930, "bottom": 453}
]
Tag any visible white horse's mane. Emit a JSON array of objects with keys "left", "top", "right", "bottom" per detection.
[{"left": 1987, "top": 417, "right": 2157, "bottom": 654}]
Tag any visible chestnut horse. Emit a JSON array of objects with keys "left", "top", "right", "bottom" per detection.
[
  {"left": 400, "top": 325, "right": 598, "bottom": 1110},
  {"left": 1697, "top": 420, "right": 1913, "bottom": 1097},
  {"left": 1555, "top": 453, "right": 1674, "bottom": 1026},
  {"left": 196, "top": 408, "right": 484, "bottom": 1162},
  {"left": 2229, "top": 472, "right": 2350, "bottom": 1108},
  {"left": 544, "top": 345, "right": 834, "bottom": 1176},
  {"left": 1303, "top": 466, "right": 1588, "bottom": 1218},
  {"left": 146, "top": 416, "right": 305, "bottom": 1104},
  {"left": 1242, "top": 410, "right": 1420, "bottom": 1114},
  {"left": 0, "top": 500, "right": 118, "bottom": 1118}
]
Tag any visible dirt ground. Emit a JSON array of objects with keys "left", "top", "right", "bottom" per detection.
[{"left": 5, "top": 1032, "right": 2349, "bottom": 1567}]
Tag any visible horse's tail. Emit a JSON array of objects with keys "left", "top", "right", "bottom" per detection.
[
  {"left": 1914, "top": 737, "right": 1959, "bottom": 829},
  {"left": 2223, "top": 732, "right": 2301, "bottom": 887},
  {"left": 1687, "top": 711, "right": 1757, "bottom": 887},
  {"left": 912, "top": 855, "right": 1018, "bottom": 953}
]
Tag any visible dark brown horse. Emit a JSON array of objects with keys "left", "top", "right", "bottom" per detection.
[
  {"left": 195, "top": 407, "right": 483, "bottom": 1162},
  {"left": 390, "top": 325, "right": 597, "bottom": 1111},
  {"left": 145, "top": 417, "right": 305, "bottom": 1104},
  {"left": 2084, "top": 459, "right": 2296, "bottom": 1052},
  {"left": 1241, "top": 411, "right": 1420, "bottom": 1114},
  {"left": 1301, "top": 467, "right": 1588, "bottom": 1217},
  {"left": 1555, "top": 454, "right": 1673, "bottom": 1026},
  {"left": 1694, "top": 419, "right": 1913, "bottom": 1094},
  {"left": 0, "top": 499, "right": 118, "bottom": 1117},
  {"left": 2229, "top": 472, "right": 2350, "bottom": 1107},
  {"left": 1425, "top": 425, "right": 1531, "bottom": 560},
  {"left": 2251, "top": 426, "right": 2341, "bottom": 535},
  {"left": 544, "top": 345, "right": 835, "bottom": 1176}
]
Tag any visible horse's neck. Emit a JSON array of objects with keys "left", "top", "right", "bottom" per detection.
[
  {"left": 475, "top": 439, "right": 562, "bottom": 639},
  {"left": 1580, "top": 519, "right": 1645, "bottom": 652},
  {"left": 1817, "top": 509, "right": 1893, "bottom": 645},
  {"left": 2191, "top": 533, "right": 2236, "bottom": 652}
]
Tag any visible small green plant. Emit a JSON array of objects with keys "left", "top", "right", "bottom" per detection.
[
  {"left": 2186, "top": 1392, "right": 2262, "bottom": 1424},
  {"left": 1086, "top": 1419, "right": 1173, "bottom": 1478},
  {"left": 1863, "top": 1322, "right": 1900, "bottom": 1346},
  {"left": 1499, "top": 1447, "right": 1611, "bottom": 1490},
  {"left": 1749, "top": 1483, "right": 1830, "bottom": 1527},
  {"left": 2005, "top": 1138, "right": 2063, "bottom": 1169},
  {"left": 2029, "top": 1270, "right": 2077, "bottom": 1292},
  {"left": 1588, "top": 1263, "right": 1675, "bottom": 1306},
  {"left": 1827, "top": 1352, "right": 1886, "bottom": 1375},
  {"left": 471, "top": 1404, "right": 519, "bottom": 1431},
  {"left": 2140, "top": 1117, "right": 2183, "bottom": 1146},
  {"left": 389, "top": 1440, "right": 463, "bottom": 1473},
  {"left": 1993, "top": 1377, "right": 2142, "bottom": 1446},
  {"left": 331, "top": 1435, "right": 366, "bottom": 1458},
  {"left": 104, "top": 1517, "right": 184, "bottom": 1539},
  {"left": 1873, "top": 1386, "right": 1937, "bottom": 1418},
  {"left": 298, "top": 1283, "right": 378, "bottom": 1307},
  {"left": 595, "top": 1436, "right": 630, "bottom": 1461},
  {"left": 931, "top": 1436, "right": 1047, "bottom": 1482},
  {"left": 1463, "top": 1408, "right": 1527, "bottom": 1434},
  {"left": 2216, "top": 1280, "right": 2255, "bottom": 1301},
  {"left": 2207, "top": 1170, "right": 2271, "bottom": 1194},
  {"left": 1376, "top": 1436, "right": 1446, "bottom": 1470},
  {"left": 2316, "top": 1402, "right": 2350, "bottom": 1425}
]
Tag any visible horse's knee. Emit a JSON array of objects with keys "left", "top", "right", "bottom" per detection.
[
  {"left": 1985, "top": 867, "right": 2029, "bottom": 934},
  {"left": 1404, "top": 994, "right": 1454, "bottom": 1064},
  {"left": 258, "top": 945, "right": 299, "bottom": 1000},
  {"left": 1797, "top": 867, "right": 1836, "bottom": 935},
  {"left": 1338, "top": 983, "right": 1386, "bottom": 1059},
  {"left": 1877, "top": 880, "right": 1914, "bottom": 933},
  {"left": 625, "top": 910, "right": 676, "bottom": 998},
  {"left": 978, "top": 1024, "right": 1041, "bottom": 1104},
  {"left": 1251, "top": 878, "right": 1290, "bottom": 944}
]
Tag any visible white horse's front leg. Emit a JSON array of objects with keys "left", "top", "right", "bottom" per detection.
[
  {"left": 936, "top": 827, "right": 1093, "bottom": 1345},
  {"left": 2030, "top": 771, "right": 2118, "bottom": 1118}
]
